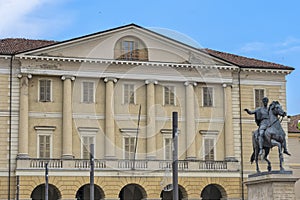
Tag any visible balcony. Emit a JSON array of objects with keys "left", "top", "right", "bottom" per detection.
[{"left": 16, "top": 158, "right": 240, "bottom": 173}]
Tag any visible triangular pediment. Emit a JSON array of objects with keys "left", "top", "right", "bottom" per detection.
[{"left": 18, "top": 24, "right": 231, "bottom": 66}]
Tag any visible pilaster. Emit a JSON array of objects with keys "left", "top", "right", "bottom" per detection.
[
  {"left": 61, "top": 76, "right": 75, "bottom": 159},
  {"left": 184, "top": 81, "right": 197, "bottom": 160},
  {"left": 104, "top": 77, "right": 118, "bottom": 158},
  {"left": 17, "top": 74, "right": 32, "bottom": 158}
]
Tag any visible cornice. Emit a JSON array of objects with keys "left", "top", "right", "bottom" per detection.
[{"left": 16, "top": 55, "right": 238, "bottom": 71}]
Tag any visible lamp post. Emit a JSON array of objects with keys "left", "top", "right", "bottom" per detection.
[
  {"left": 172, "top": 112, "right": 178, "bottom": 200},
  {"left": 45, "top": 162, "right": 48, "bottom": 200}
]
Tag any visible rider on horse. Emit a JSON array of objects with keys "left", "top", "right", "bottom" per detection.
[{"left": 245, "top": 97, "right": 291, "bottom": 156}]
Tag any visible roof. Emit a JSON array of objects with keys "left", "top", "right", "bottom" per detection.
[
  {"left": 0, "top": 38, "right": 56, "bottom": 54},
  {"left": 288, "top": 114, "right": 300, "bottom": 133},
  {"left": 204, "top": 48, "right": 294, "bottom": 70},
  {"left": 0, "top": 24, "right": 294, "bottom": 71}
]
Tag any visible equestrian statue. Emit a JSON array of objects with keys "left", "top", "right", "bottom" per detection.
[{"left": 244, "top": 97, "right": 291, "bottom": 172}]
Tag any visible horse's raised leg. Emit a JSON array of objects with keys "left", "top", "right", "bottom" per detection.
[
  {"left": 263, "top": 148, "right": 271, "bottom": 172},
  {"left": 271, "top": 139, "right": 284, "bottom": 171}
]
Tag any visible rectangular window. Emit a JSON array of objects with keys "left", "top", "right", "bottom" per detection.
[
  {"left": 39, "top": 135, "right": 51, "bottom": 158},
  {"left": 82, "top": 81, "right": 94, "bottom": 103},
  {"left": 255, "top": 89, "right": 265, "bottom": 107},
  {"left": 121, "top": 41, "right": 138, "bottom": 60},
  {"left": 204, "top": 138, "right": 215, "bottom": 160},
  {"left": 203, "top": 87, "right": 213, "bottom": 107},
  {"left": 164, "top": 86, "right": 175, "bottom": 105},
  {"left": 39, "top": 79, "right": 51, "bottom": 102},
  {"left": 82, "top": 136, "right": 95, "bottom": 159},
  {"left": 124, "top": 84, "right": 135, "bottom": 104},
  {"left": 164, "top": 138, "right": 172, "bottom": 160},
  {"left": 124, "top": 137, "right": 136, "bottom": 159}
]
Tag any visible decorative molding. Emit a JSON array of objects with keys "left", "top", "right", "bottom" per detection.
[
  {"left": 184, "top": 81, "right": 197, "bottom": 87},
  {"left": 104, "top": 77, "right": 118, "bottom": 83},
  {"left": 78, "top": 127, "right": 99, "bottom": 132},
  {"left": 160, "top": 129, "right": 181, "bottom": 134},
  {"left": 61, "top": 75, "right": 75, "bottom": 81},
  {"left": 199, "top": 130, "right": 219, "bottom": 135},
  {"left": 34, "top": 126, "right": 56, "bottom": 131}
]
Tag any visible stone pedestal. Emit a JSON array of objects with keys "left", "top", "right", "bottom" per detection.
[{"left": 245, "top": 171, "right": 299, "bottom": 200}]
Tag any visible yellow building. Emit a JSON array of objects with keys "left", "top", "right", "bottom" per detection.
[
  {"left": 0, "top": 24, "right": 294, "bottom": 200},
  {"left": 288, "top": 114, "right": 300, "bottom": 199}
]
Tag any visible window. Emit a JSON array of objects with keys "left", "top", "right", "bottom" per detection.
[
  {"left": 164, "top": 86, "right": 175, "bottom": 105},
  {"left": 35, "top": 126, "right": 55, "bottom": 158},
  {"left": 78, "top": 127, "right": 98, "bottom": 159},
  {"left": 203, "top": 87, "right": 213, "bottom": 107},
  {"left": 39, "top": 79, "right": 51, "bottom": 102},
  {"left": 123, "top": 84, "right": 135, "bottom": 104},
  {"left": 122, "top": 41, "right": 137, "bottom": 60},
  {"left": 164, "top": 138, "right": 172, "bottom": 160},
  {"left": 39, "top": 135, "right": 51, "bottom": 158},
  {"left": 82, "top": 136, "right": 95, "bottom": 159},
  {"left": 114, "top": 36, "right": 148, "bottom": 61},
  {"left": 82, "top": 81, "right": 94, "bottom": 103},
  {"left": 124, "top": 137, "right": 136, "bottom": 159},
  {"left": 255, "top": 89, "right": 265, "bottom": 107},
  {"left": 204, "top": 138, "right": 215, "bottom": 160},
  {"left": 200, "top": 130, "right": 218, "bottom": 161}
]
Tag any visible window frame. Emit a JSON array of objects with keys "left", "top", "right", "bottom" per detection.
[
  {"left": 123, "top": 136, "right": 136, "bottom": 159},
  {"left": 202, "top": 86, "right": 214, "bottom": 107},
  {"left": 200, "top": 130, "right": 218, "bottom": 161},
  {"left": 81, "top": 81, "right": 95, "bottom": 103},
  {"left": 254, "top": 88, "right": 265, "bottom": 108},
  {"left": 163, "top": 85, "right": 176, "bottom": 106},
  {"left": 35, "top": 126, "right": 55, "bottom": 158},
  {"left": 38, "top": 79, "right": 52, "bottom": 102},
  {"left": 78, "top": 127, "right": 98, "bottom": 159},
  {"left": 81, "top": 135, "right": 96, "bottom": 159},
  {"left": 123, "top": 83, "right": 136, "bottom": 104}
]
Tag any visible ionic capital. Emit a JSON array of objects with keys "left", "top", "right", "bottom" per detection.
[
  {"left": 104, "top": 77, "right": 118, "bottom": 83},
  {"left": 17, "top": 73, "right": 32, "bottom": 79},
  {"left": 184, "top": 81, "right": 197, "bottom": 87},
  {"left": 61, "top": 76, "right": 75, "bottom": 81},
  {"left": 145, "top": 80, "right": 158, "bottom": 85}
]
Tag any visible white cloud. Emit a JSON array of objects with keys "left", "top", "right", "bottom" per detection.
[
  {"left": 0, "top": 0, "right": 70, "bottom": 39},
  {"left": 239, "top": 42, "right": 267, "bottom": 52}
]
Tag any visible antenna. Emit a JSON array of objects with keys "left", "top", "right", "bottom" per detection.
[{"left": 133, "top": 105, "right": 142, "bottom": 170}]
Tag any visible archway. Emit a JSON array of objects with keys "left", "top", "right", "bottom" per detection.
[
  {"left": 200, "top": 184, "right": 226, "bottom": 200},
  {"left": 119, "top": 183, "right": 147, "bottom": 200},
  {"left": 31, "top": 184, "right": 61, "bottom": 200},
  {"left": 75, "top": 184, "right": 105, "bottom": 200},
  {"left": 160, "top": 184, "right": 187, "bottom": 200}
]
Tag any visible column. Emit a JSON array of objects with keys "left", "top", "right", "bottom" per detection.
[
  {"left": 61, "top": 76, "right": 75, "bottom": 159},
  {"left": 104, "top": 77, "right": 117, "bottom": 158},
  {"left": 17, "top": 74, "right": 32, "bottom": 158},
  {"left": 223, "top": 83, "right": 235, "bottom": 161},
  {"left": 145, "top": 80, "right": 157, "bottom": 159},
  {"left": 185, "top": 81, "right": 197, "bottom": 160}
]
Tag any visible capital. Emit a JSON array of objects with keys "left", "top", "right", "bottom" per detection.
[
  {"left": 61, "top": 76, "right": 75, "bottom": 81},
  {"left": 184, "top": 81, "right": 197, "bottom": 87},
  {"left": 145, "top": 80, "right": 158, "bottom": 85},
  {"left": 104, "top": 77, "right": 118, "bottom": 83},
  {"left": 17, "top": 74, "right": 32, "bottom": 79}
]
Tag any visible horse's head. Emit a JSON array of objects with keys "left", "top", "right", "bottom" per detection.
[{"left": 269, "top": 101, "right": 286, "bottom": 117}]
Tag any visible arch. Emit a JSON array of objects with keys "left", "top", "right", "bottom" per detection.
[
  {"left": 119, "top": 183, "right": 147, "bottom": 200},
  {"left": 75, "top": 184, "right": 105, "bottom": 200},
  {"left": 160, "top": 184, "right": 188, "bottom": 200},
  {"left": 200, "top": 184, "right": 227, "bottom": 200},
  {"left": 31, "top": 184, "right": 61, "bottom": 200},
  {"left": 114, "top": 35, "right": 148, "bottom": 61}
]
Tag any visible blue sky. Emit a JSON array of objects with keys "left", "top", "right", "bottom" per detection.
[{"left": 1, "top": 0, "right": 299, "bottom": 115}]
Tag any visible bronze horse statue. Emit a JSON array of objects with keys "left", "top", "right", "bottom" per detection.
[{"left": 250, "top": 101, "right": 289, "bottom": 172}]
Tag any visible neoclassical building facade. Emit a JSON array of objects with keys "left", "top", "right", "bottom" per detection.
[{"left": 0, "top": 24, "right": 294, "bottom": 200}]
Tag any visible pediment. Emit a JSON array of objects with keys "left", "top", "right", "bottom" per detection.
[{"left": 18, "top": 24, "right": 231, "bottom": 66}]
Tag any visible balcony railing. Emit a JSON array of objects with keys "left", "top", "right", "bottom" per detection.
[{"left": 16, "top": 158, "right": 239, "bottom": 172}]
